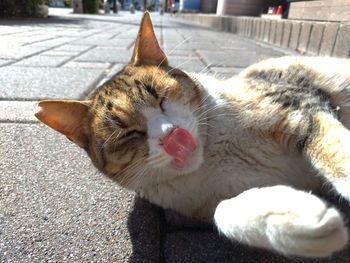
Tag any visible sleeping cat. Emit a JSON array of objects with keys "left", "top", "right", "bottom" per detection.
[{"left": 35, "top": 12, "right": 350, "bottom": 258}]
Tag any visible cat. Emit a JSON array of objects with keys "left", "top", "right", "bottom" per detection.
[{"left": 35, "top": 12, "right": 350, "bottom": 258}]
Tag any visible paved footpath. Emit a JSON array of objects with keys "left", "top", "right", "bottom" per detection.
[{"left": 0, "top": 8, "right": 349, "bottom": 263}]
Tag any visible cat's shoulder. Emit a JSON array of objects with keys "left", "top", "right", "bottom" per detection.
[{"left": 240, "top": 56, "right": 350, "bottom": 80}]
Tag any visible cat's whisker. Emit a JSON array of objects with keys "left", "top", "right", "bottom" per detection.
[
  {"left": 192, "top": 92, "right": 225, "bottom": 115},
  {"left": 199, "top": 131, "right": 214, "bottom": 139},
  {"left": 197, "top": 63, "right": 213, "bottom": 75},
  {"left": 116, "top": 157, "right": 146, "bottom": 186},
  {"left": 130, "top": 166, "right": 150, "bottom": 190},
  {"left": 196, "top": 104, "right": 229, "bottom": 120},
  {"left": 198, "top": 113, "right": 237, "bottom": 123},
  {"left": 157, "top": 36, "right": 192, "bottom": 69},
  {"left": 197, "top": 122, "right": 216, "bottom": 129},
  {"left": 100, "top": 129, "right": 122, "bottom": 151},
  {"left": 87, "top": 104, "right": 116, "bottom": 124},
  {"left": 192, "top": 99, "right": 210, "bottom": 115},
  {"left": 147, "top": 154, "right": 168, "bottom": 168},
  {"left": 151, "top": 36, "right": 193, "bottom": 91},
  {"left": 156, "top": 57, "right": 194, "bottom": 86}
]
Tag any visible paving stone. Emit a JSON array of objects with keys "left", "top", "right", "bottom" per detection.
[
  {"left": 230, "top": 17, "right": 239, "bottom": 34},
  {"left": 27, "top": 37, "right": 78, "bottom": 48},
  {"left": 72, "top": 38, "right": 134, "bottom": 48},
  {"left": 269, "top": 20, "right": 277, "bottom": 44},
  {"left": 199, "top": 50, "right": 254, "bottom": 68},
  {"left": 0, "top": 123, "right": 161, "bottom": 262},
  {"left": 75, "top": 47, "right": 132, "bottom": 63},
  {"left": 0, "top": 27, "right": 33, "bottom": 36},
  {"left": 164, "top": 41, "right": 218, "bottom": 51},
  {"left": 0, "top": 59, "right": 13, "bottom": 66},
  {"left": 236, "top": 18, "right": 243, "bottom": 35},
  {"left": 263, "top": 20, "right": 271, "bottom": 42},
  {"left": 247, "top": 18, "right": 253, "bottom": 38},
  {"left": 289, "top": 22, "right": 302, "bottom": 51},
  {"left": 0, "top": 35, "right": 57, "bottom": 46},
  {"left": 254, "top": 19, "right": 260, "bottom": 40},
  {"left": 0, "top": 46, "right": 50, "bottom": 60},
  {"left": 0, "top": 101, "right": 38, "bottom": 123},
  {"left": 164, "top": 231, "right": 296, "bottom": 263},
  {"left": 282, "top": 21, "right": 292, "bottom": 48},
  {"left": 12, "top": 55, "right": 72, "bottom": 67},
  {"left": 298, "top": 22, "right": 313, "bottom": 54},
  {"left": 0, "top": 67, "right": 104, "bottom": 100},
  {"left": 319, "top": 23, "right": 340, "bottom": 56},
  {"left": 95, "top": 64, "right": 124, "bottom": 89},
  {"left": 221, "top": 17, "right": 231, "bottom": 32},
  {"left": 333, "top": 23, "right": 350, "bottom": 58},
  {"left": 274, "top": 21, "right": 284, "bottom": 46},
  {"left": 40, "top": 50, "right": 81, "bottom": 56},
  {"left": 307, "top": 23, "right": 325, "bottom": 55},
  {"left": 249, "top": 18, "right": 255, "bottom": 38},
  {"left": 164, "top": 210, "right": 212, "bottom": 230},
  {"left": 163, "top": 48, "right": 197, "bottom": 57},
  {"left": 54, "top": 44, "right": 94, "bottom": 52},
  {"left": 198, "top": 49, "right": 282, "bottom": 68},
  {"left": 168, "top": 56, "right": 207, "bottom": 72},
  {"left": 63, "top": 61, "right": 111, "bottom": 69},
  {"left": 258, "top": 20, "right": 265, "bottom": 41}
]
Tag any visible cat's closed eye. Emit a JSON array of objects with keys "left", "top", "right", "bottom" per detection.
[
  {"left": 118, "top": 130, "right": 147, "bottom": 143},
  {"left": 160, "top": 97, "right": 166, "bottom": 112}
]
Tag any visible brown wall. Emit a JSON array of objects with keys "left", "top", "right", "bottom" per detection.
[
  {"left": 201, "top": 0, "right": 217, "bottom": 14},
  {"left": 216, "top": 0, "right": 264, "bottom": 16},
  {"left": 289, "top": 0, "right": 350, "bottom": 22}
]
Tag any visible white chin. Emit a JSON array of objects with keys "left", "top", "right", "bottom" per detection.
[{"left": 168, "top": 150, "right": 203, "bottom": 175}]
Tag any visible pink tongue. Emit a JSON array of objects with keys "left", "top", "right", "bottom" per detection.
[{"left": 163, "top": 128, "right": 197, "bottom": 168}]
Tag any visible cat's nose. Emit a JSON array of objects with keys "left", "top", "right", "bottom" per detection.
[{"left": 148, "top": 114, "right": 174, "bottom": 139}]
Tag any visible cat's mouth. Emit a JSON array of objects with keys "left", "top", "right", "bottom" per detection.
[{"left": 163, "top": 127, "right": 198, "bottom": 169}]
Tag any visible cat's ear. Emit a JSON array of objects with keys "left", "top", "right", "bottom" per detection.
[
  {"left": 35, "top": 100, "right": 91, "bottom": 148},
  {"left": 131, "top": 11, "right": 168, "bottom": 66}
]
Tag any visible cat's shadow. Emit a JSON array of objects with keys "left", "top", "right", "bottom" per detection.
[
  {"left": 127, "top": 196, "right": 163, "bottom": 262},
  {"left": 127, "top": 195, "right": 350, "bottom": 263}
]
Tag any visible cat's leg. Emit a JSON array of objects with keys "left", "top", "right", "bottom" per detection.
[
  {"left": 303, "top": 112, "right": 350, "bottom": 201},
  {"left": 214, "top": 185, "right": 348, "bottom": 258}
]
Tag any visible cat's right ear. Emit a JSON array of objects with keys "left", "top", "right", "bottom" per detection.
[
  {"left": 131, "top": 11, "right": 168, "bottom": 66},
  {"left": 35, "top": 100, "right": 91, "bottom": 148}
]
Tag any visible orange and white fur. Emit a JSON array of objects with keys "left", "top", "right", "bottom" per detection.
[{"left": 36, "top": 13, "right": 350, "bottom": 258}]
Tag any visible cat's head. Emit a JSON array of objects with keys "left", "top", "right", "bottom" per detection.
[{"left": 35, "top": 12, "right": 207, "bottom": 189}]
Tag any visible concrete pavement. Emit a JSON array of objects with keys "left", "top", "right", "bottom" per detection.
[{"left": 0, "top": 8, "right": 349, "bottom": 262}]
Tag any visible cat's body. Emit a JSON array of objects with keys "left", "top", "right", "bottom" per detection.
[
  {"left": 140, "top": 56, "right": 350, "bottom": 221},
  {"left": 36, "top": 13, "right": 350, "bottom": 258},
  {"left": 140, "top": 72, "right": 320, "bottom": 221}
]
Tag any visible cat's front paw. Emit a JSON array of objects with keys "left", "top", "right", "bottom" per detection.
[
  {"left": 269, "top": 202, "right": 348, "bottom": 258},
  {"left": 214, "top": 186, "right": 349, "bottom": 258}
]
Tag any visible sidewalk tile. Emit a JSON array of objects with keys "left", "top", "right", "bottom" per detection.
[
  {"left": 0, "top": 101, "right": 38, "bottom": 123},
  {"left": 75, "top": 47, "right": 132, "bottom": 63},
  {"left": 0, "top": 123, "right": 161, "bottom": 262},
  {"left": 12, "top": 55, "right": 72, "bottom": 67},
  {"left": 0, "top": 67, "right": 104, "bottom": 100}
]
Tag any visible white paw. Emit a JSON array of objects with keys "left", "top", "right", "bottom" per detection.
[
  {"left": 214, "top": 186, "right": 349, "bottom": 258},
  {"left": 268, "top": 202, "right": 348, "bottom": 257}
]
